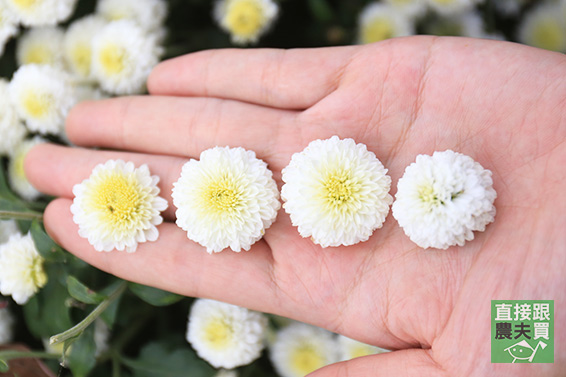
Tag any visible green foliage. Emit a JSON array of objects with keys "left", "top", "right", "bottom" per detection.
[
  {"left": 67, "top": 276, "right": 107, "bottom": 305},
  {"left": 128, "top": 283, "right": 184, "bottom": 307}
]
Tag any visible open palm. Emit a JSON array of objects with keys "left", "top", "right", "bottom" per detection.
[{"left": 26, "top": 36, "right": 565, "bottom": 376}]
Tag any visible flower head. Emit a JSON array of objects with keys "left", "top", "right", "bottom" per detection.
[
  {"left": 518, "top": 3, "right": 566, "bottom": 53},
  {"left": 16, "top": 27, "right": 65, "bottom": 68},
  {"left": 91, "top": 20, "right": 160, "bottom": 95},
  {"left": 9, "top": 64, "right": 77, "bottom": 135},
  {"left": 0, "top": 4, "right": 19, "bottom": 56},
  {"left": 64, "top": 16, "right": 107, "bottom": 78},
  {"left": 172, "top": 146, "right": 280, "bottom": 253},
  {"left": 186, "top": 299, "right": 268, "bottom": 369},
  {"left": 0, "top": 219, "right": 20, "bottom": 245},
  {"left": 96, "top": 0, "right": 167, "bottom": 33},
  {"left": 8, "top": 137, "right": 45, "bottom": 201},
  {"left": 337, "top": 335, "right": 389, "bottom": 361},
  {"left": 0, "top": 233, "right": 47, "bottom": 305},
  {"left": 214, "top": 0, "right": 279, "bottom": 45},
  {"left": 392, "top": 150, "right": 496, "bottom": 250},
  {"left": 0, "top": 79, "right": 27, "bottom": 156},
  {"left": 270, "top": 322, "right": 339, "bottom": 377},
  {"left": 0, "top": 303, "right": 15, "bottom": 344},
  {"left": 3, "top": 0, "right": 77, "bottom": 26},
  {"left": 357, "top": 3, "right": 414, "bottom": 44},
  {"left": 71, "top": 160, "right": 168, "bottom": 253},
  {"left": 281, "top": 136, "right": 392, "bottom": 247}
]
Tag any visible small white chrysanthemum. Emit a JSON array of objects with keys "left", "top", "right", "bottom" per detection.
[
  {"left": 16, "top": 27, "right": 65, "bottom": 67},
  {"left": 0, "top": 232, "right": 47, "bottom": 305},
  {"left": 0, "top": 79, "right": 26, "bottom": 155},
  {"left": 8, "top": 137, "right": 45, "bottom": 201},
  {"left": 392, "top": 150, "right": 496, "bottom": 250},
  {"left": 96, "top": 0, "right": 167, "bottom": 33},
  {"left": 337, "top": 335, "right": 389, "bottom": 361},
  {"left": 270, "top": 323, "right": 339, "bottom": 377},
  {"left": 518, "top": 3, "right": 566, "bottom": 53},
  {"left": 383, "top": 0, "right": 427, "bottom": 19},
  {"left": 186, "top": 299, "right": 268, "bottom": 369},
  {"left": 71, "top": 160, "right": 167, "bottom": 253},
  {"left": 4, "top": 0, "right": 77, "bottom": 26},
  {"left": 172, "top": 146, "right": 280, "bottom": 253},
  {"left": 0, "top": 219, "right": 20, "bottom": 245},
  {"left": 357, "top": 3, "right": 414, "bottom": 44},
  {"left": 425, "top": 0, "right": 478, "bottom": 16},
  {"left": 214, "top": 0, "right": 279, "bottom": 45},
  {"left": 0, "top": 303, "right": 15, "bottom": 344},
  {"left": 0, "top": 4, "right": 19, "bottom": 57},
  {"left": 9, "top": 64, "right": 77, "bottom": 135},
  {"left": 281, "top": 136, "right": 392, "bottom": 248},
  {"left": 91, "top": 20, "right": 159, "bottom": 95},
  {"left": 64, "top": 16, "right": 107, "bottom": 78},
  {"left": 423, "top": 11, "right": 486, "bottom": 38}
]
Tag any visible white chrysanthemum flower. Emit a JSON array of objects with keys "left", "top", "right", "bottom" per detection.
[
  {"left": 64, "top": 16, "right": 107, "bottom": 78},
  {"left": 96, "top": 0, "right": 167, "bottom": 33},
  {"left": 392, "top": 150, "right": 496, "bottom": 250},
  {"left": 0, "top": 219, "right": 20, "bottom": 245},
  {"left": 16, "top": 27, "right": 65, "bottom": 67},
  {"left": 0, "top": 3, "right": 19, "bottom": 57},
  {"left": 423, "top": 11, "right": 486, "bottom": 38},
  {"left": 337, "top": 335, "right": 389, "bottom": 361},
  {"left": 71, "top": 160, "right": 167, "bottom": 253},
  {"left": 172, "top": 146, "right": 280, "bottom": 253},
  {"left": 9, "top": 64, "right": 77, "bottom": 135},
  {"left": 91, "top": 20, "right": 159, "bottom": 95},
  {"left": 4, "top": 0, "right": 77, "bottom": 26},
  {"left": 281, "top": 136, "right": 392, "bottom": 248},
  {"left": 357, "top": 3, "right": 415, "bottom": 44},
  {"left": 8, "top": 137, "right": 45, "bottom": 201},
  {"left": 0, "top": 303, "right": 15, "bottom": 344},
  {"left": 270, "top": 323, "right": 339, "bottom": 377},
  {"left": 0, "top": 232, "right": 47, "bottom": 305},
  {"left": 186, "top": 299, "right": 268, "bottom": 369},
  {"left": 383, "top": 0, "right": 427, "bottom": 19},
  {"left": 425, "top": 0, "right": 478, "bottom": 16},
  {"left": 0, "top": 79, "right": 26, "bottom": 155},
  {"left": 214, "top": 0, "right": 279, "bottom": 45},
  {"left": 518, "top": 3, "right": 566, "bottom": 53}
]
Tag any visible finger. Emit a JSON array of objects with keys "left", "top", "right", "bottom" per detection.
[
  {"left": 66, "top": 96, "right": 299, "bottom": 166},
  {"left": 308, "top": 349, "right": 443, "bottom": 377},
  {"left": 147, "top": 47, "right": 357, "bottom": 110},
  {"left": 25, "top": 143, "right": 186, "bottom": 220}
]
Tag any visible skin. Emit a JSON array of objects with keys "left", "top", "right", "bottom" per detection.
[{"left": 25, "top": 36, "right": 565, "bottom": 376}]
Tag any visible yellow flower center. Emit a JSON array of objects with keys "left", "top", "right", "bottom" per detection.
[
  {"left": 362, "top": 18, "right": 394, "bottom": 43},
  {"left": 70, "top": 44, "right": 92, "bottom": 77},
  {"left": 22, "top": 45, "right": 52, "bottom": 65},
  {"left": 204, "top": 176, "right": 242, "bottom": 213},
  {"left": 30, "top": 255, "right": 47, "bottom": 289},
  {"left": 417, "top": 184, "right": 462, "bottom": 210},
  {"left": 203, "top": 317, "right": 233, "bottom": 350},
  {"left": 13, "top": 150, "right": 27, "bottom": 180},
  {"left": 92, "top": 173, "right": 144, "bottom": 228},
  {"left": 99, "top": 44, "right": 127, "bottom": 75},
  {"left": 10, "top": 0, "right": 38, "bottom": 10},
  {"left": 531, "top": 19, "right": 565, "bottom": 52},
  {"left": 325, "top": 175, "right": 354, "bottom": 205},
  {"left": 289, "top": 343, "right": 325, "bottom": 376},
  {"left": 320, "top": 168, "right": 361, "bottom": 217},
  {"left": 226, "top": 0, "right": 266, "bottom": 38},
  {"left": 430, "top": 0, "right": 455, "bottom": 5},
  {"left": 22, "top": 91, "right": 53, "bottom": 119}
]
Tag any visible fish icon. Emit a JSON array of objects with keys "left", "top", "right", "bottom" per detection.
[{"left": 504, "top": 340, "right": 547, "bottom": 363}]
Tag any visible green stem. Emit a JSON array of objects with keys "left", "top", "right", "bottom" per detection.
[
  {"left": 50, "top": 281, "right": 128, "bottom": 346},
  {"left": 112, "top": 354, "right": 121, "bottom": 377},
  {"left": 0, "top": 210, "right": 43, "bottom": 222},
  {"left": 0, "top": 350, "right": 61, "bottom": 361}
]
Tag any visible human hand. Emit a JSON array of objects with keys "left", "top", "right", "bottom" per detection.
[{"left": 25, "top": 36, "right": 565, "bottom": 376}]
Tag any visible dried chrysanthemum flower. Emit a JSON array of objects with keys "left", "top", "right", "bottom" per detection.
[
  {"left": 16, "top": 27, "right": 65, "bottom": 68},
  {"left": 0, "top": 233, "right": 47, "bottom": 305},
  {"left": 8, "top": 137, "right": 45, "bottom": 201},
  {"left": 172, "top": 146, "right": 280, "bottom": 253},
  {"left": 337, "top": 334, "right": 389, "bottom": 361},
  {"left": 71, "top": 160, "right": 168, "bottom": 253},
  {"left": 91, "top": 20, "right": 160, "bottom": 95},
  {"left": 3, "top": 0, "right": 77, "bottom": 27},
  {"left": 392, "top": 150, "right": 496, "bottom": 250},
  {"left": 9, "top": 64, "right": 77, "bottom": 135},
  {"left": 186, "top": 299, "right": 268, "bottom": 369},
  {"left": 64, "top": 15, "right": 107, "bottom": 78},
  {"left": 518, "top": 2, "right": 566, "bottom": 53},
  {"left": 270, "top": 322, "right": 339, "bottom": 377},
  {"left": 281, "top": 136, "right": 392, "bottom": 247},
  {"left": 357, "top": 2, "right": 414, "bottom": 44},
  {"left": 214, "top": 0, "right": 279, "bottom": 45},
  {"left": 0, "top": 79, "right": 26, "bottom": 156}
]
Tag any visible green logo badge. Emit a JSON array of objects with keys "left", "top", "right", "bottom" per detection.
[{"left": 491, "top": 300, "right": 554, "bottom": 363}]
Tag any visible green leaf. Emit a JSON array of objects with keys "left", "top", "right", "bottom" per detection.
[
  {"left": 68, "top": 326, "right": 97, "bottom": 377},
  {"left": 128, "top": 283, "right": 184, "bottom": 307},
  {"left": 307, "top": 0, "right": 334, "bottom": 23},
  {"left": 99, "top": 280, "right": 125, "bottom": 329},
  {"left": 30, "top": 220, "right": 67, "bottom": 262},
  {"left": 67, "top": 276, "right": 106, "bottom": 305},
  {"left": 122, "top": 341, "right": 215, "bottom": 377},
  {"left": 0, "top": 359, "right": 9, "bottom": 372}
]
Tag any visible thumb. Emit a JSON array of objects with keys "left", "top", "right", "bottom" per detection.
[{"left": 307, "top": 349, "right": 443, "bottom": 377}]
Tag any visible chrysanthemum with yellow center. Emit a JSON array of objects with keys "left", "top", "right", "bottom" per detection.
[
  {"left": 357, "top": 3, "right": 414, "bottom": 44},
  {"left": 172, "top": 146, "right": 280, "bottom": 253},
  {"left": 71, "top": 160, "right": 168, "bottom": 253},
  {"left": 8, "top": 137, "right": 45, "bottom": 201},
  {"left": 16, "top": 27, "right": 65, "bottom": 67},
  {"left": 337, "top": 335, "right": 389, "bottom": 361},
  {"left": 281, "top": 136, "right": 392, "bottom": 248},
  {"left": 187, "top": 299, "right": 268, "bottom": 369},
  {"left": 64, "top": 16, "right": 106, "bottom": 78},
  {"left": 270, "top": 323, "right": 339, "bottom": 377},
  {"left": 214, "top": 0, "right": 279, "bottom": 45},
  {"left": 96, "top": 0, "right": 167, "bottom": 33},
  {"left": 518, "top": 3, "right": 566, "bottom": 53},
  {"left": 4, "top": 0, "right": 77, "bottom": 26},
  {"left": 0, "top": 233, "right": 47, "bottom": 305},
  {"left": 392, "top": 150, "right": 496, "bottom": 250}
]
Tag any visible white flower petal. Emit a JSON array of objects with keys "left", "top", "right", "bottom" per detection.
[
  {"left": 4, "top": 0, "right": 77, "bottom": 26},
  {"left": 214, "top": 0, "right": 279, "bottom": 45},
  {"left": 357, "top": 3, "right": 415, "bottom": 44},
  {"left": 8, "top": 137, "right": 45, "bottom": 201}
]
